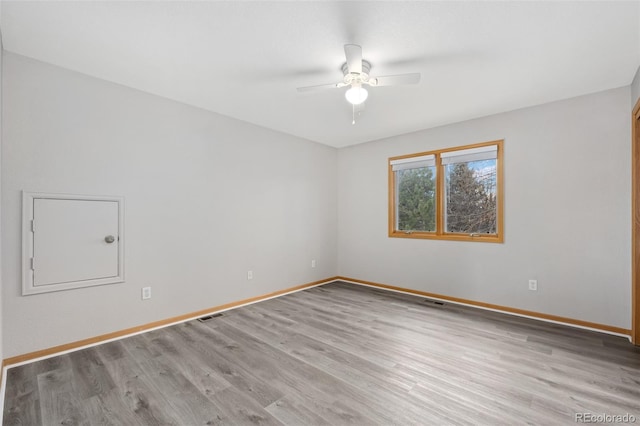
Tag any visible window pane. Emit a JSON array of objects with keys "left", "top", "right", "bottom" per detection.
[
  {"left": 396, "top": 166, "right": 436, "bottom": 232},
  {"left": 444, "top": 159, "right": 497, "bottom": 234}
]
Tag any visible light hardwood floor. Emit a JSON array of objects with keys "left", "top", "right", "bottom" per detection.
[{"left": 4, "top": 281, "right": 640, "bottom": 425}]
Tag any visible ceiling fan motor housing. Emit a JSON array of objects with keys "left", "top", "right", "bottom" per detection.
[{"left": 342, "top": 60, "right": 372, "bottom": 85}]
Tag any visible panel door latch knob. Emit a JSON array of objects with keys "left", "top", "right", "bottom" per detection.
[{"left": 104, "top": 235, "right": 116, "bottom": 244}]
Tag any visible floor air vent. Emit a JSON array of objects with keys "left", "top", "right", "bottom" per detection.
[
  {"left": 197, "top": 313, "right": 224, "bottom": 322},
  {"left": 423, "top": 299, "right": 445, "bottom": 307}
]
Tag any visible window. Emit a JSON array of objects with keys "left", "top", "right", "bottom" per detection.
[{"left": 389, "top": 140, "right": 503, "bottom": 242}]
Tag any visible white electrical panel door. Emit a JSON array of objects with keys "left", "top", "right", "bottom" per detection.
[{"left": 23, "top": 192, "right": 124, "bottom": 295}]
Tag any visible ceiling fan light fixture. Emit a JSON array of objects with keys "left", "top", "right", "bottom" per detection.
[{"left": 345, "top": 85, "right": 368, "bottom": 105}]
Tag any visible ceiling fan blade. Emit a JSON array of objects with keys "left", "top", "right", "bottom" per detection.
[
  {"left": 371, "top": 73, "right": 421, "bottom": 87},
  {"left": 296, "top": 82, "right": 343, "bottom": 92},
  {"left": 344, "top": 44, "right": 362, "bottom": 74}
]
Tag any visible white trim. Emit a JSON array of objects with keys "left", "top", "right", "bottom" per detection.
[
  {"left": 0, "top": 364, "right": 6, "bottom": 426},
  {"left": 21, "top": 191, "right": 125, "bottom": 296}
]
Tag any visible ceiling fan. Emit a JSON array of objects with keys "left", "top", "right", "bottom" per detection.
[{"left": 296, "top": 44, "right": 421, "bottom": 122}]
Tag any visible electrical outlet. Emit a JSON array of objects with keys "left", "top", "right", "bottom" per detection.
[
  {"left": 247, "top": 270, "right": 253, "bottom": 280},
  {"left": 528, "top": 280, "right": 538, "bottom": 291},
  {"left": 311, "top": 259, "right": 316, "bottom": 268},
  {"left": 142, "top": 286, "right": 151, "bottom": 300}
]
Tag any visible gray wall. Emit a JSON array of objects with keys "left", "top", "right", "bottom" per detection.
[
  {"left": 337, "top": 87, "right": 631, "bottom": 329},
  {"left": 0, "top": 18, "right": 4, "bottom": 364},
  {"left": 632, "top": 65, "right": 640, "bottom": 108},
  {"left": 2, "top": 53, "right": 338, "bottom": 357},
  {"left": 1, "top": 50, "right": 636, "bottom": 358}
]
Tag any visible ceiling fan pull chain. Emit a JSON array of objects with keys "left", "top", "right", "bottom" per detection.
[{"left": 352, "top": 104, "right": 356, "bottom": 125}]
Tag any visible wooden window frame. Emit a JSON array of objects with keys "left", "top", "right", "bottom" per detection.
[{"left": 388, "top": 139, "right": 504, "bottom": 243}]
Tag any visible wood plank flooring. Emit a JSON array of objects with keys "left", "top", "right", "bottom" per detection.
[{"left": 4, "top": 281, "right": 640, "bottom": 425}]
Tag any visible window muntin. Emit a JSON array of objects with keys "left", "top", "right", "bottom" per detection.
[{"left": 388, "top": 140, "right": 503, "bottom": 243}]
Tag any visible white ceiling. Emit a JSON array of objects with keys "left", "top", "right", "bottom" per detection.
[{"left": 1, "top": 1, "right": 639, "bottom": 148}]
